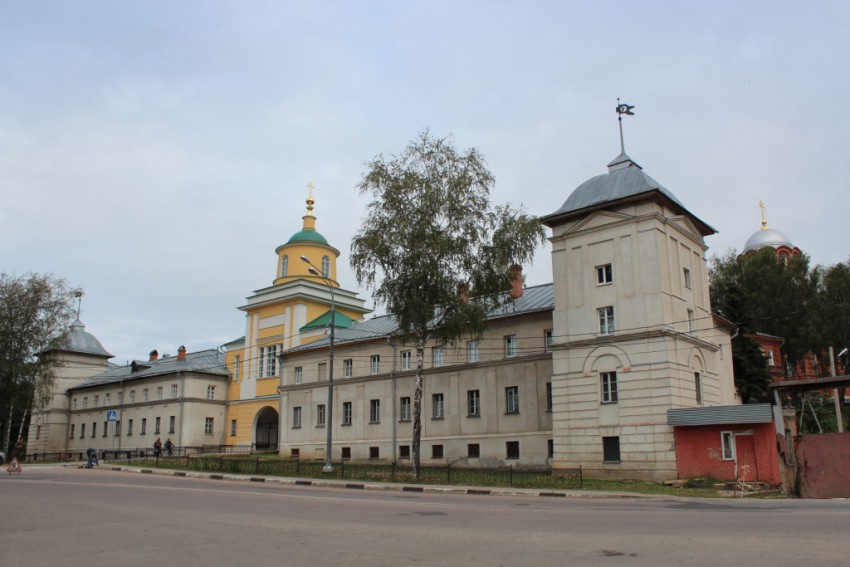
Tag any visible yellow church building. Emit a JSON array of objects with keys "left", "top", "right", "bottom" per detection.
[{"left": 223, "top": 190, "right": 369, "bottom": 450}]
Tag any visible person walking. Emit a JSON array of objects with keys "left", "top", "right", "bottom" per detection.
[
  {"left": 164, "top": 438, "right": 174, "bottom": 456},
  {"left": 154, "top": 437, "right": 162, "bottom": 457}
]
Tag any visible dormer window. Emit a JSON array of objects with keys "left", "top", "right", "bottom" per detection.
[
  {"left": 322, "top": 255, "right": 330, "bottom": 278},
  {"left": 280, "top": 255, "right": 288, "bottom": 277}
]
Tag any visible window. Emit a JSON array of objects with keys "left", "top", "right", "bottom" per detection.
[
  {"left": 764, "top": 348, "right": 775, "bottom": 366},
  {"left": 401, "top": 351, "right": 411, "bottom": 370},
  {"left": 505, "top": 386, "right": 520, "bottom": 414},
  {"left": 155, "top": 416, "right": 161, "bottom": 434},
  {"left": 506, "top": 441, "right": 520, "bottom": 460},
  {"left": 127, "top": 419, "right": 133, "bottom": 436},
  {"left": 230, "top": 419, "right": 237, "bottom": 436},
  {"left": 603, "top": 436, "right": 621, "bottom": 462},
  {"left": 292, "top": 407, "right": 302, "bottom": 428},
  {"left": 369, "top": 446, "right": 379, "bottom": 459},
  {"left": 467, "top": 390, "right": 480, "bottom": 417},
  {"left": 143, "top": 389, "right": 149, "bottom": 402},
  {"left": 687, "top": 309, "right": 696, "bottom": 333},
  {"left": 695, "top": 372, "right": 703, "bottom": 404},
  {"left": 371, "top": 355, "right": 381, "bottom": 374},
  {"left": 294, "top": 366, "right": 303, "bottom": 384},
  {"left": 598, "top": 306, "right": 615, "bottom": 335},
  {"left": 204, "top": 417, "right": 214, "bottom": 435},
  {"left": 102, "top": 421, "right": 107, "bottom": 437},
  {"left": 118, "top": 392, "right": 123, "bottom": 404},
  {"left": 170, "top": 384, "right": 178, "bottom": 398},
  {"left": 141, "top": 418, "right": 147, "bottom": 435},
  {"left": 115, "top": 421, "right": 121, "bottom": 436},
  {"left": 83, "top": 397, "right": 88, "bottom": 408},
  {"left": 280, "top": 255, "right": 288, "bottom": 277},
  {"left": 105, "top": 393, "right": 110, "bottom": 405},
  {"left": 601, "top": 371, "right": 618, "bottom": 403},
  {"left": 318, "top": 362, "right": 327, "bottom": 381},
  {"left": 431, "top": 445, "right": 444, "bottom": 459},
  {"left": 156, "top": 387, "right": 163, "bottom": 400},
  {"left": 546, "top": 382, "right": 553, "bottom": 412},
  {"left": 206, "top": 385, "right": 216, "bottom": 400},
  {"left": 317, "top": 404, "right": 326, "bottom": 426},
  {"left": 80, "top": 423, "right": 86, "bottom": 438},
  {"left": 683, "top": 267, "right": 692, "bottom": 289},
  {"left": 468, "top": 443, "right": 480, "bottom": 458},
  {"left": 597, "top": 263, "right": 613, "bottom": 285},
  {"left": 399, "top": 445, "right": 410, "bottom": 459},
  {"left": 505, "top": 335, "right": 517, "bottom": 357},
  {"left": 233, "top": 355, "right": 240, "bottom": 382},
  {"left": 94, "top": 395, "right": 99, "bottom": 406},
  {"left": 91, "top": 422, "right": 97, "bottom": 438},
  {"left": 259, "top": 345, "right": 281, "bottom": 377},
  {"left": 341, "top": 447, "right": 352, "bottom": 460},
  {"left": 129, "top": 390, "right": 136, "bottom": 403},
  {"left": 548, "top": 439, "right": 554, "bottom": 458},
  {"left": 168, "top": 416, "right": 175, "bottom": 434},
  {"left": 545, "top": 330, "right": 554, "bottom": 352},
  {"left": 343, "top": 359, "right": 353, "bottom": 378},
  {"left": 72, "top": 398, "right": 77, "bottom": 410},
  {"left": 70, "top": 424, "right": 75, "bottom": 438},
  {"left": 290, "top": 448, "right": 300, "bottom": 458},
  {"left": 432, "top": 393, "right": 444, "bottom": 419},
  {"left": 342, "top": 402, "right": 352, "bottom": 425},
  {"left": 432, "top": 346, "right": 444, "bottom": 367},
  {"left": 370, "top": 399, "right": 380, "bottom": 423},
  {"left": 467, "top": 341, "right": 479, "bottom": 363},
  {"left": 400, "top": 397, "right": 411, "bottom": 421},
  {"left": 321, "top": 255, "right": 330, "bottom": 278}
]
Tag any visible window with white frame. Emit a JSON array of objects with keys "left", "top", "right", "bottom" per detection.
[
  {"left": 280, "top": 255, "right": 288, "bottom": 277},
  {"left": 683, "top": 267, "right": 692, "bottom": 289},
  {"left": 721, "top": 431, "right": 735, "bottom": 460},
  {"left": 294, "top": 366, "right": 303, "bottom": 384},
  {"left": 206, "top": 385, "right": 216, "bottom": 400},
  {"left": 342, "top": 402, "right": 352, "bottom": 425},
  {"left": 371, "top": 355, "right": 381, "bottom": 374},
  {"left": 322, "top": 255, "right": 330, "bottom": 278},
  {"left": 105, "top": 393, "right": 110, "bottom": 405},
  {"left": 292, "top": 407, "right": 302, "bottom": 428},
  {"left": 601, "top": 371, "right": 618, "bottom": 403},
  {"left": 467, "top": 390, "right": 480, "bottom": 416},
  {"left": 343, "top": 359, "right": 353, "bottom": 378},
  {"left": 370, "top": 399, "right": 380, "bottom": 423},
  {"left": 505, "top": 386, "right": 520, "bottom": 414},
  {"left": 156, "top": 387, "right": 163, "bottom": 400},
  {"left": 432, "top": 393, "right": 444, "bottom": 419},
  {"left": 401, "top": 351, "right": 411, "bottom": 370},
  {"left": 83, "top": 397, "right": 88, "bottom": 409},
  {"left": 695, "top": 372, "right": 703, "bottom": 404},
  {"left": 143, "top": 389, "right": 148, "bottom": 402},
  {"left": 687, "top": 309, "right": 696, "bottom": 333},
  {"left": 170, "top": 384, "right": 178, "bottom": 398},
  {"left": 467, "top": 341, "right": 479, "bottom": 363},
  {"left": 598, "top": 306, "right": 615, "bottom": 335},
  {"left": 129, "top": 390, "right": 135, "bottom": 403},
  {"left": 545, "top": 330, "right": 554, "bottom": 352},
  {"left": 400, "top": 397, "right": 411, "bottom": 421},
  {"left": 432, "top": 346, "right": 444, "bottom": 367},
  {"left": 72, "top": 398, "right": 77, "bottom": 410},
  {"left": 94, "top": 395, "right": 99, "bottom": 406},
  {"left": 259, "top": 345, "right": 280, "bottom": 377},
  {"left": 597, "top": 263, "right": 613, "bottom": 285},
  {"left": 317, "top": 404, "right": 326, "bottom": 426},
  {"left": 763, "top": 348, "right": 775, "bottom": 366},
  {"left": 117, "top": 392, "right": 123, "bottom": 404},
  {"left": 204, "top": 417, "right": 214, "bottom": 435},
  {"left": 505, "top": 335, "right": 517, "bottom": 357},
  {"left": 233, "top": 355, "right": 240, "bottom": 382}
]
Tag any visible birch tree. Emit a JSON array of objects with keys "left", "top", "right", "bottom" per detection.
[{"left": 350, "top": 131, "right": 546, "bottom": 476}]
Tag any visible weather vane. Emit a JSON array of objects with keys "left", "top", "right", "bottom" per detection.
[
  {"left": 616, "top": 98, "right": 635, "bottom": 154},
  {"left": 73, "top": 289, "right": 84, "bottom": 319}
]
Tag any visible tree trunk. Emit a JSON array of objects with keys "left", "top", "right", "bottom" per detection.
[
  {"left": 2, "top": 399, "right": 13, "bottom": 454},
  {"left": 412, "top": 340, "right": 425, "bottom": 479},
  {"left": 16, "top": 399, "right": 30, "bottom": 446}
]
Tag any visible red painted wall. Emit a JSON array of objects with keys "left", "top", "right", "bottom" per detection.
[
  {"left": 673, "top": 423, "right": 781, "bottom": 485},
  {"left": 796, "top": 433, "right": 850, "bottom": 498}
]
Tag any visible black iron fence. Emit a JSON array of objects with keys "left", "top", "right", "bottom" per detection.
[{"left": 21, "top": 444, "right": 255, "bottom": 464}]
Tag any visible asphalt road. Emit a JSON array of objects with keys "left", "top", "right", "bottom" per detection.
[{"left": 1, "top": 466, "right": 848, "bottom": 566}]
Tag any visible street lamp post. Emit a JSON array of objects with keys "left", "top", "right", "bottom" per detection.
[{"left": 301, "top": 255, "right": 335, "bottom": 472}]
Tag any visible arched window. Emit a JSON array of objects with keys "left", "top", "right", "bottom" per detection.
[
  {"left": 280, "top": 255, "right": 288, "bottom": 277},
  {"left": 322, "top": 255, "right": 330, "bottom": 278}
]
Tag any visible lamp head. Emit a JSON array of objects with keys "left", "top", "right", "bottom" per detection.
[
  {"left": 307, "top": 267, "right": 320, "bottom": 276},
  {"left": 300, "top": 255, "right": 310, "bottom": 263}
]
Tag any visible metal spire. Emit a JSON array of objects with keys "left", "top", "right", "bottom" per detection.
[
  {"left": 73, "top": 289, "right": 84, "bottom": 319},
  {"left": 615, "top": 98, "right": 635, "bottom": 154}
]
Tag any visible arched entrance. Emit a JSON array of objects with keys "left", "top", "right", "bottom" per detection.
[{"left": 254, "top": 406, "right": 279, "bottom": 451}]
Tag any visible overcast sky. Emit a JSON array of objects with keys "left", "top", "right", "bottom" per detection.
[{"left": 2, "top": 1, "right": 848, "bottom": 364}]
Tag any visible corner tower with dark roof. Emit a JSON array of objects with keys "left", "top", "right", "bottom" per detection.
[{"left": 540, "top": 149, "right": 737, "bottom": 481}]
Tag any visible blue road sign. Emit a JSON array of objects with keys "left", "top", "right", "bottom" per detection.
[{"left": 107, "top": 410, "right": 118, "bottom": 421}]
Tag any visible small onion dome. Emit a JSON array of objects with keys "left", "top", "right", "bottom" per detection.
[{"left": 743, "top": 227, "right": 794, "bottom": 253}]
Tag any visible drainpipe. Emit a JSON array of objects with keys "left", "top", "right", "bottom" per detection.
[
  {"left": 178, "top": 371, "right": 185, "bottom": 447},
  {"left": 389, "top": 337, "right": 397, "bottom": 464}
]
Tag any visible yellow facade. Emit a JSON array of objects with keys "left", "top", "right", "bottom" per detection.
[{"left": 223, "top": 192, "right": 369, "bottom": 448}]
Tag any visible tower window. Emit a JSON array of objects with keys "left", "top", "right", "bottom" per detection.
[
  {"left": 322, "top": 255, "right": 330, "bottom": 278},
  {"left": 281, "top": 255, "right": 288, "bottom": 277}
]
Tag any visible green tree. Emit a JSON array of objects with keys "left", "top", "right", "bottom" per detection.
[
  {"left": 0, "top": 273, "right": 75, "bottom": 454},
  {"left": 351, "top": 131, "right": 546, "bottom": 476},
  {"left": 731, "top": 334, "right": 771, "bottom": 402}
]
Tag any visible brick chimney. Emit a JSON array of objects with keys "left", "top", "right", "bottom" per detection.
[
  {"left": 457, "top": 282, "right": 470, "bottom": 303},
  {"left": 149, "top": 349, "right": 159, "bottom": 362},
  {"left": 177, "top": 345, "right": 187, "bottom": 361},
  {"left": 509, "top": 264, "right": 524, "bottom": 299}
]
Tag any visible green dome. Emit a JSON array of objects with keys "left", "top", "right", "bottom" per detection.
[{"left": 287, "top": 229, "right": 329, "bottom": 245}]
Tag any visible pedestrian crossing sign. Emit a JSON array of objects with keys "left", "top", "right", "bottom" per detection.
[{"left": 107, "top": 410, "right": 118, "bottom": 421}]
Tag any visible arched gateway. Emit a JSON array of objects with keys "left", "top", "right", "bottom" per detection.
[{"left": 254, "top": 406, "right": 279, "bottom": 451}]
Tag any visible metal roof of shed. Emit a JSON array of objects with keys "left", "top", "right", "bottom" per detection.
[{"left": 667, "top": 404, "right": 774, "bottom": 426}]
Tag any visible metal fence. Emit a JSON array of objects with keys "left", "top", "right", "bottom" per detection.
[{"left": 21, "top": 444, "right": 255, "bottom": 464}]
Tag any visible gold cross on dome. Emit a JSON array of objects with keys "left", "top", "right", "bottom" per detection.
[{"left": 759, "top": 200, "right": 768, "bottom": 229}]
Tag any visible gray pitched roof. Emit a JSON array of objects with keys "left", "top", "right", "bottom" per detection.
[
  {"left": 69, "top": 348, "right": 228, "bottom": 391},
  {"left": 288, "top": 283, "right": 554, "bottom": 353}
]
